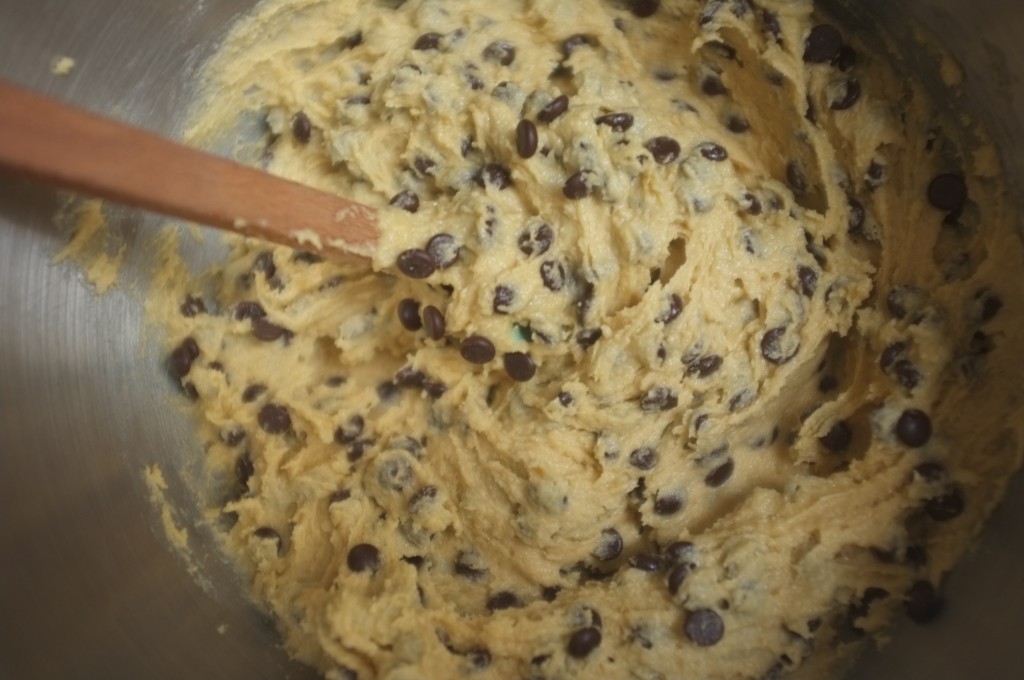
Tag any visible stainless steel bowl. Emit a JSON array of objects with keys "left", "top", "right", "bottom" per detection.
[{"left": 1, "top": 2, "right": 1021, "bottom": 678}]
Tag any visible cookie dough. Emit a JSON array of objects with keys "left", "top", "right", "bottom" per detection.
[{"left": 160, "top": 1, "right": 1024, "bottom": 678}]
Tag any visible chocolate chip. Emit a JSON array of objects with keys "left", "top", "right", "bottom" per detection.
[
  {"left": 592, "top": 528, "right": 623, "bottom": 562},
  {"left": 291, "top": 111, "right": 311, "bottom": 143},
  {"left": 576, "top": 328, "right": 603, "bottom": 348},
  {"left": 475, "top": 163, "right": 513, "bottom": 190},
  {"left": 503, "top": 352, "right": 536, "bottom": 382},
  {"left": 414, "top": 32, "right": 442, "bottom": 51},
  {"left": 926, "top": 487, "right": 965, "bottom": 521},
  {"left": 640, "top": 387, "right": 678, "bottom": 411},
  {"left": 347, "top": 543, "right": 381, "bottom": 573},
  {"left": 667, "top": 562, "right": 693, "bottom": 594},
  {"left": 253, "top": 251, "right": 276, "bottom": 279},
  {"left": 493, "top": 285, "right": 515, "bottom": 314},
  {"left": 258, "top": 403, "right": 291, "bottom": 434},
  {"left": 760, "top": 327, "right": 798, "bottom": 365},
  {"left": 168, "top": 337, "right": 200, "bottom": 378},
  {"left": 804, "top": 24, "right": 843, "bottom": 63},
  {"left": 786, "top": 161, "right": 807, "bottom": 195},
  {"left": 516, "top": 119, "right": 539, "bottom": 158},
  {"left": 645, "top": 136, "right": 681, "bottom": 164},
  {"left": 904, "top": 580, "right": 943, "bottom": 624},
  {"left": 848, "top": 196, "right": 866, "bottom": 233},
  {"left": 701, "top": 75, "right": 728, "bottom": 96},
  {"left": 798, "top": 266, "right": 818, "bottom": 297},
  {"left": 396, "top": 249, "right": 436, "bottom": 279},
  {"left": 558, "top": 391, "right": 574, "bottom": 407},
  {"left": 179, "top": 295, "right": 206, "bottom": 317},
  {"left": 422, "top": 232, "right": 458, "bottom": 269},
  {"left": 687, "top": 355, "right": 723, "bottom": 378},
  {"left": 977, "top": 290, "right": 1003, "bottom": 322},
  {"left": 705, "top": 459, "right": 734, "bottom": 487},
  {"left": 252, "top": 317, "right": 290, "bottom": 342},
  {"left": 629, "top": 0, "right": 660, "bottom": 17},
  {"left": 376, "top": 380, "right": 400, "bottom": 402},
  {"left": 562, "top": 171, "right": 591, "bottom": 199},
  {"left": 413, "top": 156, "right": 436, "bottom": 176},
  {"left": 595, "top": 112, "right": 634, "bottom": 131},
  {"left": 629, "top": 447, "right": 658, "bottom": 471},
  {"left": 397, "top": 298, "right": 422, "bottom": 331},
  {"left": 242, "top": 383, "right": 267, "bottom": 403},
  {"left": 483, "top": 40, "right": 516, "bottom": 66},
  {"left": 561, "top": 34, "right": 595, "bottom": 58},
  {"left": 700, "top": 143, "right": 728, "bottom": 161},
  {"left": 460, "top": 335, "right": 496, "bottom": 364},
  {"left": 761, "top": 10, "right": 782, "bottom": 42},
  {"left": 394, "top": 366, "right": 426, "bottom": 389},
  {"left": 820, "top": 421, "right": 852, "bottom": 453},
  {"left": 830, "top": 77, "right": 861, "bottom": 110},
  {"left": 656, "top": 293, "right": 683, "bottom": 324},
  {"left": 486, "top": 591, "right": 522, "bottom": 611},
  {"left": 654, "top": 492, "right": 684, "bottom": 515},
  {"left": 684, "top": 608, "right": 725, "bottom": 646},
  {"left": 540, "top": 260, "right": 567, "bottom": 291},
  {"left": 726, "top": 115, "right": 750, "bottom": 133},
  {"left": 537, "top": 94, "right": 570, "bottom": 123},
  {"left": 334, "top": 414, "right": 364, "bottom": 445},
  {"left": 235, "top": 300, "right": 266, "bottom": 321},
  {"left": 519, "top": 223, "right": 554, "bottom": 256},
  {"left": 664, "top": 541, "right": 696, "bottom": 565},
  {"left": 895, "top": 409, "right": 932, "bottom": 448},
  {"left": 389, "top": 189, "right": 420, "bottom": 213},
  {"left": 455, "top": 551, "right": 488, "bottom": 580},
  {"left": 927, "top": 174, "right": 967, "bottom": 212},
  {"left": 567, "top": 627, "right": 602, "bottom": 658},
  {"left": 422, "top": 305, "right": 445, "bottom": 340},
  {"left": 893, "top": 360, "right": 921, "bottom": 390}
]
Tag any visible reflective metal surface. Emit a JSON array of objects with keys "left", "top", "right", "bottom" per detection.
[{"left": 0, "top": 2, "right": 1021, "bottom": 679}]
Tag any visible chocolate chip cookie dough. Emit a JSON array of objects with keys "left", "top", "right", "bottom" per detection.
[{"left": 160, "top": 0, "right": 1024, "bottom": 678}]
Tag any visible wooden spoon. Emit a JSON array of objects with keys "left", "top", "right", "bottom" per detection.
[{"left": 0, "top": 80, "right": 378, "bottom": 259}]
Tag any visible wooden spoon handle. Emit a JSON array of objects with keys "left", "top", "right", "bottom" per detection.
[{"left": 0, "top": 80, "right": 377, "bottom": 258}]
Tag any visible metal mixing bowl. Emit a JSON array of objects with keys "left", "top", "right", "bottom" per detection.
[{"left": 1, "top": 2, "right": 1021, "bottom": 678}]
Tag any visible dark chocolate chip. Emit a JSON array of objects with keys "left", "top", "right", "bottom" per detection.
[
  {"left": 687, "top": 355, "right": 723, "bottom": 378},
  {"left": 567, "top": 627, "right": 602, "bottom": 658},
  {"left": 180, "top": 295, "right": 206, "bottom": 317},
  {"left": 242, "top": 383, "right": 267, "bottom": 403},
  {"left": 830, "top": 77, "right": 861, "bottom": 110},
  {"left": 397, "top": 298, "right": 422, "bottom": 331},
  {"left": 425, "top": 232, "right": 459, "bottom": 269},
  {"left": 562, "top": 171, "right": 591, "bottom": 199},
  {"left": 895, "top": 409, "right": 932, "bottom": 448},
  {"left": 761, "top": 10, "right": 782, "bottom": 42},
  {"left": 493, "top": 285, "right": 515, "bottom": 314},
  {"left": 414, "top": 32, "right": 443, "bottom": 51},
  {"left": 786, "top": 161, "right": 807, "bottom": 195},
  {"left": 251, "top": 317, "right": 290, "bottom": 342},
  {"left": 804, "top": 24, "right": 843, "bottom": 63},
  {"left": 394, "top": 366, "right": 426, "bottom": 389},
  {"left": 558, "top": 391, "right": 574, "bottom": 406},
  {"left": 848, "top": 196, "right": 866, "bottom": 233},
  {"left": 576, "top": 328, "right": 603, "bottom": 348},
  {"left": 376, "top": 380, "right": 400, "bottom": 402},
  {"left": 700, "top": 143, "right": 728, "bottom": 162},
  {"left": 629, "top": 0, "right": 660, "bottom": 18},
  {"left": 516, "top": 119, "right": 539, "bottom": 158},
  {"left": 592, "top": 528, "right": 624, "bottom": 562},
  {"left": 541, "top": 586, "right": 561, "bottom": 602},
  {"left": 503, "top": 352, "right": 536, "bottom": 382},
  {"left": 760, "top": 327, "right": 798, "bottom": 365},
  {"left": 460, "top": 335, "right": 496, "bottom": 364},
  {"left": 667, "top": 562, "right": 693, "bottom": 594},
  {"left": 168, "top": 338, "right": 200, "bottom": 378},
  {"left": 334, "top": 415, "right": 364, "bottom": 445},
  {"left": 701, "top": 75, "right": 728, "bottom": 97},
  {"left": 455, "top": 551, "right": 488, "bottom": 580},
  {"left": 537, "top": 94, "right": 570, "bottom": 123},
  {"left": 519, "top": 223, "right": 554, "bottom": 256},
  {"left": 413, "top": 156, "right": 436, "bottom": 176},
  {"left": 726, "top": 116, "right": 750, "bottom": 133},
  {"left": 664, "top": 541, "right": 696, "bottom": 565},
  {"left": 926, "top": 487, "right": 965, "bottom": 521},
  {"left": 640, "top": 387, "right": 678, "bottom": 411},
  {"left": 235, "top": 300, "right": 266, "bottom": 321},
  {"left": 820, "top": 421, "right": 852, "bottom": 453},
  {"left": 654, "top": 493, "right": 684, "bottom": 515},
  {"left": 977, "top": 291, "right": 1003, "bottom": 322},
  {"left": 483, "top": 40, "right": 516, "bottom": 66},
  {"left": 257, "top": 403, "right": 291, "bottom": 434},
  {"left": 629, "top": 447, "right": 658, "bottom": 471},
  {"left": 291, "top": 112, "right": 311, "bottom": 144},
  {"left": 657, "top": 293, "right": 683, "bottom": 324},
  {"left": 561, "top": 34, "right": 595, "bottom": 58},
  {"left": 893, "top": 360, "right": 921, "bottom": 390},
  {"left": 389, "top": 189, "right": 420, "bottom": 213},
  {"left": 595, "top": 112, "right": 634, "bottom": 132},
  {"left": 645, "top": 136, "right": 681, "bottom": 164},
  {"left": 540, "top": 260, "right": 566, "bottom": 291},
  {"left": 486, "top": 591, "right": 522, "bottom": 611},
  {"left": 904, "top": 580, "right": 943, "bottom": 624},
  {"left": 704, "top": 459, "right": 735, "bottom": 487},
  {"left": 927, "top": 174, "right": 967, "bottom": 212},
  {"left": 396, "top": 249, "right": 436, "bottom": 279},
  {"left": 798, "top": 266, "right": 818, "bottom": 297},
  {"left": 684, "top": 608, "right": 725, "bottom": 646},
  {"left": 422, "top": 305, "right": 445, "bottom": 340},
  {"left": 476, "top": 164, "right": 513, "bottom": 190},
  {"left": 347, "top": 543, "right": 381, "bottom": 572}
]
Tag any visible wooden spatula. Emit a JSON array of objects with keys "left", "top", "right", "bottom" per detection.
[{"left": 0, "top": 80, "right": 378, "bottom": 259}]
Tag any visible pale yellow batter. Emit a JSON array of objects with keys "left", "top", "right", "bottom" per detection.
[{"left": 158, "top": 1, "right": 1024, "bottom": 678}]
